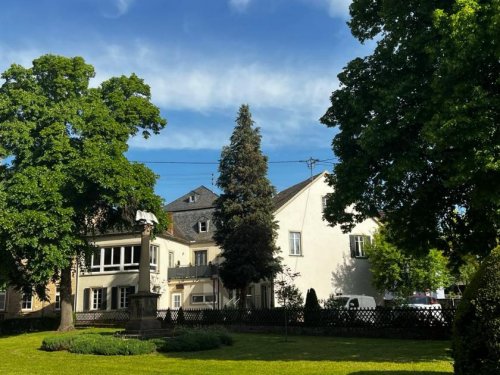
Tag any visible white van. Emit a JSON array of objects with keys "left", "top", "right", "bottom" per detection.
[{"left": 331, "top": 295, "right": 376, "bottom": 309}]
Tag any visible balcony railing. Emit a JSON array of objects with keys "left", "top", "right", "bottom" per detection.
[{"left": 168, "top": 264, "right": 218, "bottom": 280}]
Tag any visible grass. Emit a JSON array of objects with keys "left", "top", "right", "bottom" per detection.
[{"left": 0, "top": 328, "right": 453, "bottom": 375}]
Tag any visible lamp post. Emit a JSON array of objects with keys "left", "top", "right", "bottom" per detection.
[{"left": 125, "top": 210, "right": 161, "bottom": 334}]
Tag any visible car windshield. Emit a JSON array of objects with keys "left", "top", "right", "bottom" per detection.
[
  {"left": 407, "top": 296, "right": 430, "bottom": 304},
  {"left": 331, "top": 297, "right": 349, "bottom": 308}
]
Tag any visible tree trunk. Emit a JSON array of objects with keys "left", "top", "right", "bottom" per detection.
[
  {"left": 238, "top": 286, "right": 247, "bottom": 310},
  {"left": 58, "top": 265, "right": 74, "bottom": 332}
]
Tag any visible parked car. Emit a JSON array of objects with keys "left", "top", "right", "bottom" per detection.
[
  {"left": 325, "top": 295, "right": 377, "bottom": 325},
  {"left": 401, "top": 295, "right": 444, "bottom": 324},
  {"left": 329, "top": 295, "right": 377, "bottom": 309}
]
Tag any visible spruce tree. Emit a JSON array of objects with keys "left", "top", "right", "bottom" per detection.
[{"left": 213, "top": 104, "right": 281, "bottom": 309}]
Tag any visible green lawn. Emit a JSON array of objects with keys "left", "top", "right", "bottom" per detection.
[{"left": 0, "top": 328, "right": 453, "bottom": 375}]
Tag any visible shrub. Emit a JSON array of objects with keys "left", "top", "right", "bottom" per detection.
[
  {"left": 176, "top": 307, "right": 185, "bottom": 325},
  {"left": 41, "top": 333, "right": 156, "bottom": 355},
  {"left": 453, "top": 247, "right": 500, "bottom": 375},
  {"left": 304, "top": 288, "right": 321, "bottom": 326},
  {"left": 0, "top": 317, "right": 59, "bottom": 335},
  {"left": 155, "top": 327, "right": 233, "bottom": 352}
]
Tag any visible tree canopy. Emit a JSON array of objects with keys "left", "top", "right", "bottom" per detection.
[
  {"left": 365, "top": 229, "right": 452, "bottom": 300},
  {"left": 321, "top": 0, "right": 499, "bottom": 260},
  {"left": 0, "top": 55, "right": 166, "bottom": 330},
  {"left": 213, "top": 104, "right": 281, "bottom": 308}
]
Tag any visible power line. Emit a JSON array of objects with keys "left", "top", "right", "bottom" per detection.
[{"left": 134, "top": 159, "right": 336, "bottom": 165}]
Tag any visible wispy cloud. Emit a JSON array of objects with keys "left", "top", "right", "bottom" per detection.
[
  {"left": 101, "top": 0, "right": 135, "bottom": 18},
  {"left": 228, "top": 0, "right": 252, "bottom": 12},
  {"left": 304, "top": 0, "right": 351, "bottom": 19}
]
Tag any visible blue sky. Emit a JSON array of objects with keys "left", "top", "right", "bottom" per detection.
[{"left": 0, "top": 0, "right": 374, "bottom": 203}]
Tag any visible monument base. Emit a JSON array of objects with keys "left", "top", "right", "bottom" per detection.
[{"left": 125, "top": 292, "right": 161, "bottom": 333}]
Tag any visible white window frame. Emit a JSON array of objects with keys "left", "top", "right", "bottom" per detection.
[
  {"left": 21, "top": 292, "right": 33, "bottom": 311},
  {"left": 150, "top": 245, "right": 159, "bottom": 272},
  {"left": 92, "top": 288, "right": 104, "bottom": 310},
  {"left": 118, "top": 287, "right": 132, "bottom": 309},
  {"left": 123, "top": 245, "right": 141, "bottom": 271},
  {"left": 289, "top": 232, "right": 302, "bottom": 256},
  {"left": 354, "top": 235, "right": 366, "bottom": 258},
  {"left": 172, "top": 293, "right": 182, "bottom": 309},
  {"left": 0, "top": 289, "right": 6, "bottom": 311},
  {"left": 55, "top": 286, "right": 61, "bottom": 310},
  {"left": 322, "top": 196, "right": 328, "bottom": 210},
  {"left": 191, "top": 294, "right": 217, "bottom": 304},
  {"left": 198, "top": 220, "right": 209, "bottom": 233},
  {"left": 168, "top": 251, "right": 175, "bottom": 268},
  {"left": 188, "top": 194, "right": 197, "bottom": 203},
  {"left": 194, "top": 250, "right": 208, "bottom": 266}
]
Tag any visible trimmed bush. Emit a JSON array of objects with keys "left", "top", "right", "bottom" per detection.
[
  {"left": 176, "top": 307, "right": 185, "bottom": 324},
  {"left": 154, "top": 327, "right": 233, "bottom": 352},
  {"left": 453, "top": 247, "right": 500, "bottom": 375},
  {"left": 41, "top": 334, "right": 79, "bottom": 351},
  {"left": 41, "top": 333, "right": 156, "bottom": 355},
  {"left": 304, "top": 288, "right": 321, "bottom": 326}
]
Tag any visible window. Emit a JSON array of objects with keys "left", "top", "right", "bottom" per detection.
[
  {"left": 92, "top": 288, "right": 106, "bottom": 310},
  {"left": 55, "top": 286, "right": 61, "bottom": 310},
  {"left": 150, "top": 245, "right": 159, "bottom": 272},
  {"left": 289, "top": 232, "right": 301, "bottom": 256},
  {"left": 322, "top": 196, "right": 328, "bottom": 210},
  {"left": 188, "top": 194, "right": 197, "bottom": 203},
  {"left": 21, "top": 292, "right": 32, "bottom": 310},
  {"left": 194, "top": 250, "right": 208, "bottom": 266},
  {"left": 191, "top": 294, "right": 217, "bottom": 304},
  {"left": 350, "top": 235, "right": 370, "bottom": 258},
  {"left": 172, "top": 293, "right": 182, "bottom": 309},
  {"left": 0, "top": 289, "right": 6, "bottom": 311},
  {"left": 89, "top": 245, "right": 158, "bottom": 273},
  {"left": 168, "top": 252, "right": 175, "bottom": 268},
  {"left": 198, "top": 220, "right": 209, "bottom": 233},
  {"left": 119, "top": 286, "right": 135, "bottom": 309}
]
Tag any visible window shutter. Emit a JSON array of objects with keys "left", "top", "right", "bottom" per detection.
[
  {"left": 349, "top": 235, "right": 356, "bottom": 258},
  {"left": 111, "top": 287, "right": 118, "bottom": 310},
  {"left": 128, "top": 286, "right": 136, "bottom": 296},
  {"left": 101, "top": 288, "right": 107, "bottom": 310},
  {"left": 83, "top": 288, "right": 90, "bottom": 311},
  {"left": 364, "top": 235, "right": 371, "bottom": 246}
]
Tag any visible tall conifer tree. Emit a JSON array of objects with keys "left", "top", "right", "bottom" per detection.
[{"left": 214, "top": 104, "right": 281, "bottom": 309}]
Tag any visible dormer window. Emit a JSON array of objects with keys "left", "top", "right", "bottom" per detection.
[
  {"left": 198, "top": 220, "right": 209, "bottom": 233},
  {"left": 188, "top": 194, "right": 197, "bottom": 203}
]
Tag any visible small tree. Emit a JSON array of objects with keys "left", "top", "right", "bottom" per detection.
[
  {"left": 304, "top": 288, "right": 321, "bottom": 326},
  {"left": 274, "top": 267, "right": 303, "bottom": 309},
  {"left": 365, "top": 229, "right": 452, "bottom": 301},
  {"left": 213, "top": 104, "right": 281, "bottom": 309}
]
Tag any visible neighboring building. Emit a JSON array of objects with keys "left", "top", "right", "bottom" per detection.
[{"left": 0, "top": 280, "right": 72, "bottom": 320}]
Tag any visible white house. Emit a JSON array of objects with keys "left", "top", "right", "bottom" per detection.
[{"left": 74, "top": 172, "right": 381, "bottom": 312}]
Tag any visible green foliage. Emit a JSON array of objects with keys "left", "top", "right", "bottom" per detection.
[
  {"left": 154, "top": 327, "right": 233, "bottom": 352},
  {"left": 176, "top": 307, "right": 185, "bottom": 324},
  {"left": 0, "top": 54, "right": 166, "bottom": 327},
  {"left": 453, "top": 246, "right": 500, "bottom": 374},
  {"left": 213, "top": 104, "right": 281, "bottom": 307},
  {"left": 274, "top": 267, "right": 303, "bottom": 309},
  {"left": 304, "top": 288, "right": 321, "bottom": 326},
  {"left": 41, "top": 333, "right": 156, "bottom": 355},
  {"left": 365, "top": 230, "right": 452, "bottom": 300},
  {"left": 321, "top": 0, "right": 499, "bottom": 260},
  {"left": 0, "top": 317, "right": 59, "bottom": 335}
]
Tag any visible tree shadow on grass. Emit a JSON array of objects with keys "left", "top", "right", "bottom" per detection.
[
  {"left": 350, "top": 372, "right": 450, "bottom": 375},
  {"left": 161, "top": 333, "right": 452, "bottom": 364}
]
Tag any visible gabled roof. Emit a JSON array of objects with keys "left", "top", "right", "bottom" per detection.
[
  {"left": 165, "top": 186, "right": 218, "bottom": 212},
  {"left": 273, "top": 172, "right": 325, "bottom": 211}
]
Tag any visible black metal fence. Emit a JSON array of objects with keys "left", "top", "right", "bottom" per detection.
[{"left": 76, "top": 307, "right": 456, "bottom": 337}]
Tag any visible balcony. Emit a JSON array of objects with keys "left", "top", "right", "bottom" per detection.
[{"left": 168, "top": 264, "right": 218, "bottom": 280}]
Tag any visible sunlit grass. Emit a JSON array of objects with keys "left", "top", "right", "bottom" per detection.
[{"left": 0, "top": 328, "right": 453, "bottom": 374}]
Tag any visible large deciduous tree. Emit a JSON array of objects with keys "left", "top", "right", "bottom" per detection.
[
  {"left": 365, "top": 229, "right": 452, "bottom": 301},
  {"left": 320, "top": 0, "right": 499, "bottom": 261},
  {"left": 0, "top": 55, "right": 166, "bottom": 331},
  {"left": 213, "top": 104, "right": 281, "bottom": 309}
]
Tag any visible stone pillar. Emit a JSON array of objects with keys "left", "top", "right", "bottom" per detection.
[{"left": 125, "top": 221, "right": 161, "bottom": 333}]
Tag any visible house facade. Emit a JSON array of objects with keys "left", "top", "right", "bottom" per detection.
[{"left": 72, "top": 172, "right": 380, "bottom": 312}]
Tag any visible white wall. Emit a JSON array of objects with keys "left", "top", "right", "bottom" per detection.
[{"left": 274, "top": 173, "right": 381, "bottom": 304}]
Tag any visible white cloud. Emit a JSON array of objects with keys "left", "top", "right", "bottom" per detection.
[
  {"left": 305, "top": 0, "right": 351, "bottom": 19},
  {"left": 100, "top": 0, "right": 135, "bottom": 18},
  {"left": 228, "top": 0, "right": 252, "bottom": 12}
]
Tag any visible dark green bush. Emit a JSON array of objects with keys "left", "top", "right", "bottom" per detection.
[
  {"left": 453, "top": 247, "right": 500, "bottom": 375},
  {"left": 0, "top": 317, "right": 59, "bottom": 335},
  {"left": 176, "top": 307, "right": 185, "bottom": 324},
  {"left": 304, "top": 288, "right": 321, "bottom": 326},
  {"left": 155, "top": 327, "right": 233, "bottom": 352},
  {"left": 41, "top": 334, "right": 79, "bottom": 351},
  {"left": 41, "top": 333, "right": 155, "bottom": 355}
]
